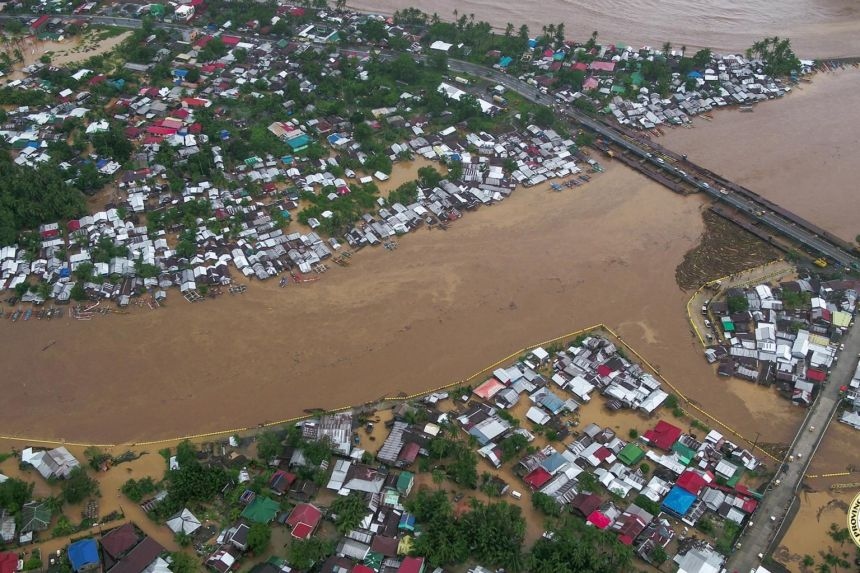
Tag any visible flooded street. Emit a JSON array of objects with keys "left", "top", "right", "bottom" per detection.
[
  {"left": 0, "top": 161, "right": 800, "bottom": 445},
  {"left": 348, "top": 0, "right": 860, "bottom": 58},
  {"left": 661, "top": 68, "right": 860, "bottom": 243}
]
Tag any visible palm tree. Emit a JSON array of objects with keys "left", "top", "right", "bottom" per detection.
[
  {"left": 505, "top": 23, "right": 514, "bottom": 37},
  {"left": 681, "top": 44, "right": 687, "bottom": 57},
  {"left": 555, "top": 23, "right": 565, "bottom": 45},
  {"left": 662, "top": 41, "right": 672, "bottom": 56},
  {"left": 518, "top": 24, "right": 529, "bottom": 42}
]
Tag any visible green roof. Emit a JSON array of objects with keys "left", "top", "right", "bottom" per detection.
[
  {"left": 618, "top": 443, "right": 645, "bottom": 466},
  {"left": 396, "top": 471, "right": 414, "bottom": 494},
  {"left": 721, "top": 317, "right": 735, "bottom": 332},
  {"left": 671, "top": 442, "right": 696, "bottom": 466},
  {"left": 241, "top": 496, "right": 280, "bottom": 524},
  {"left": 725, "top": 468, "right": 743, "bottom": 487},
  {"left": 21, "top": 501, "right": 51, "bottom": 533}
]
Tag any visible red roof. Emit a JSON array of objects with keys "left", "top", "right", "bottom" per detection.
[
  {"left": 523, "top": 467, "right": 552, "bottom": 489},
  {"left": 124, "top": 127, "right": 141, "bottom": 138},
  {"left": 618, "top": 534, "right": 634, "bottom": 545},
  {"left": 675, "top": 470, "right": 707, "bottom": 496},
  {"left": 221, "top": 35, "right": 240, "bottom": 46},
  {"left": 741, "top": 498, "right": 758, "bottom": 513},
  {"left": 0, "top": 553, "right": 17, "bottom": 573},
  {"left": 172, "top": 108, "right": 190, "bottom": 119},
  {"left": 147, "top": 126, "right": 178, "bottom": 136},
  {"left": 291, "top": 522, "right": 314, "bottom": 539},
  {"left": 589, "top": 61, "right": 616, "bottom": 72},
  {"left": 571, "top": 62, "right": 588, "bottom": 71},
  {"left": 398, "top": 442, "right": 420, "bottom": 463},
  {"left": 195, "top": 34, "right": 213, "bottom": 48},
  {"left": 189, "top": 123, "right": 202, "bottom": 134},
  {"left": 40, "top": 228, "right": 60, "bottom": 239},
  {"left": 67, "top": 220, "right": 81, "bottom": 232},
  {"left": 643, "top": 420, "right": 682, "bottom": 451},
  {"left": 596, "top": 364, "right": 612, "bottom": 377},
  {"left": 286, "top": 503, "right": 322, "bottom": 539},
  {"left": 182, "top": 97, "right": 209, "bottom": 108},
  {"left": 30, "top": 15, "right": 50, "bottom": 31},
  {"left": 289, "top": 6, "right": 305, "bottom": 16},
  {"left": 100, "top": 523, "right": 139, "bottom": 559},
  {"left": 586, "top": 510, "right": 611, "bottom": 529},
  {"left": 593, "top": 446, "right": 612, "bottom": 462},
  {"left": 807, "top": 368, "right": 826, "bottom": 382},
  {"left": 398, "top": 557, "right": 425, "bottom": 573},
  {"left": 571, "top": 493, "right": 602, "bottom": 516}
]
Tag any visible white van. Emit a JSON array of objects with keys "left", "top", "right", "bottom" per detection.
[{"left": 510, "top": 490, "right": 522, "bottom": 500}]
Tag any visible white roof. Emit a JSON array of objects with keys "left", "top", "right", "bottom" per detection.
[
  {"left": 166, "top": 508, "right": 201, "bottom": 535},
  {"left": 429, "top": 40, "right": 452, "bottom": 52}
]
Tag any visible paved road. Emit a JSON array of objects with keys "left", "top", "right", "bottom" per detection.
[
  {"left": 8, "top": 13, "right": 860, "bottom": 266},
  {"left": 446, "top": 60, "right": 859, "bottom": 268},
  {"left": 726, "top": 322, "right": 857, "bottom": 572}
]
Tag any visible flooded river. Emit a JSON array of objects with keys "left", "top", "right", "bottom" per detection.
[
  {"left": 0, "top": 160, "right": 801, "bottom": 445},
  {"left": 661, "top": 68, "right": 860, "bottom": 243},
  {"left": 348, "top": 0, "right": 860, "bottom": 58}
]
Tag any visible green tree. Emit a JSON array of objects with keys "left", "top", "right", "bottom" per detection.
[
  {"left": 121, "top": 477, "right": 157, "bottom": 503},
  {"left": 168, "top": 552, "right": 199, "bottom": 573},
  {"left": 247, "top": 522, "right": 271, "bottom": 554},
  {"left": 0, "top": 477, "right": 34, "bottom": 515},
  {"left": 727, "top": 295, "right": 749, "bottom": 313},
  {"left": 577, "top": 471, "right": 598, "bottom": 492},
  {"left": 529, "top": 516, "right": 634, "bottom": 573},
  {"left": 330, "top": 493, "right": 367, "bottom": 533},
  {"left": 52, "top": 515, "right": 74, "bottom": 537},
  {"left": 302, "top": 438, "right": 332, "bottom": 466},
  {"left": 256, "top": 431, "right": 283, "bottom": 462},
  {"left": 532, "top": 492, "right": 561, "bottom": 516},
  {"left": 61, "top": 467, "right": 99, "bottom": 504},
  {"left": 286, "top": 538, "right": 334, "bottom": 570}
]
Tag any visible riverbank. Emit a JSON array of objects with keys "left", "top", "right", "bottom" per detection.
[
  {"left": 348, "top": 0, "right": 860, "bottom": 59},
  {"left": 0, "top": 161, "right": 801, "bottom": 445}
]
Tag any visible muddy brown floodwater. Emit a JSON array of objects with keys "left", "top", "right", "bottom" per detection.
[
  {"left": 661, "top": 68, "right": 860, "bottom": 243},
  {"left": 0, "top": 160, "right": 800, "bottom": 446}
]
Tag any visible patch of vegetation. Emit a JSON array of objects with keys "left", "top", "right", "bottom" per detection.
[
  {"left": 120, "top": 477, "right": 158, "bottom": 503},
  {"left": 330, "top": 493, "right": 367, "bottom": 534},
  {"left": 61, "top": 467, "right": 99, "bottom": 505}
]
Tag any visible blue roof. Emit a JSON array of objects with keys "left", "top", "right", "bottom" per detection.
[
  {"left": 173, "top": 69, "right": 188, "bottom": 77},
  {"left": 499, "top": 56, "right": 513, "bottom": 67},
  {"left": 539, "top": 391, "right": 565, "bottom": 414},
  {"left": 540, "top": 452, "right": 568, "bottom": 473},
  {"left": 661, "top": 485, "right": 696, "bottom": 517},
  {"left": 527, "top": 39, "right": 538, "bottom": 48},
  {"left": 220, "top": 129, "right": 231, "bottom": 140},
  {"left": 687, "top": 71, "right": 703, "bottom": 79},
  {"left": 287, "top": 134, "right": 311, "bottom": 150},
  {"left": 68, "top": 539, "right": 99, "bottom": 572},
  {"left": 398, "top": 513, "right": 416, "bottom": 530},
  {"left": 326, "top": 133, "right": 343, "bottom": 144}
]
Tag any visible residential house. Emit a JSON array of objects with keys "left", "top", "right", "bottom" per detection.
[{"left": 285, "top": 503, "right": 322, "bottom": 540}]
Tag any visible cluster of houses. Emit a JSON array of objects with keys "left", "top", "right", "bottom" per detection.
[
  {"left": 0, "top": 17, "right": 599, "bottom": 305},
  {"left": 508, "top": 37, "right": 811, "bottom": 129},
  {"left": 703, "top": 278, "right": 857, "bottom": 408},
  {"left": 371, "top": 336, "right": 762, "bottom": 567}
]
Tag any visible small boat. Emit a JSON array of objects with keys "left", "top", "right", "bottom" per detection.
[
  {"left": 11, "top": 310, "right": 21, "bottom": 322},
  {"left": 23, "top": 309, "right": 32, "bottom": 321},
  {"left": 739, "top": 105, "right": 754, "bottom": 113}
]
